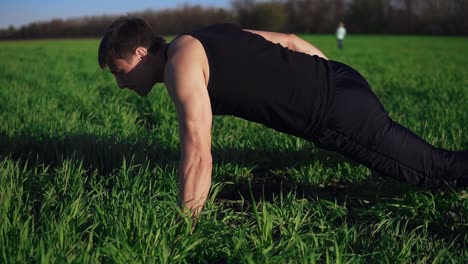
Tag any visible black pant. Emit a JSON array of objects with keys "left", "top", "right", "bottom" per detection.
[{"left": 313, "top": 61, "right": 467, "bottom": 187}]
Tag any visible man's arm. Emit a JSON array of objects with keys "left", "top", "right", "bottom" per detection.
[
  {"left": 164, "top": 36, "right": 213, "bottom": 218},
  {"left": 243, "top": 29, "right": 328, "bottom": 59}
]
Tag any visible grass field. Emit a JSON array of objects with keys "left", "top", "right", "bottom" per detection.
[{"left": 0, "top": 35, "right": 467, "bottom": 263}]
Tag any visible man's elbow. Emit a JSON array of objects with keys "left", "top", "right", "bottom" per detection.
[
  {"left": 287, "top": 34, "right": 298, "bottom": 50},
  {"left": 288, "top": 33, "right": 298, "bottom": 39}
]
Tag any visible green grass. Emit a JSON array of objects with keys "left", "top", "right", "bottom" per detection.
[{"left": 1, "top": 35, "right": 467, "bottom": 263}]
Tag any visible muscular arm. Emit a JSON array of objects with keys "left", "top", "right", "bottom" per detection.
[
  {"left": 244, "top": 29, "right": 328, "bottom": 60},
  {"left": 164, "top": 36, "right": 213, "bottom": 218}
]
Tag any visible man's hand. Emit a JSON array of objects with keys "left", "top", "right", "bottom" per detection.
[{"left": 243, "top": 29, "right": 328, "bottom": 59}]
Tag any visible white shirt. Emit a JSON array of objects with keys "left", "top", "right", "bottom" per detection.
[{"left": 336, "top": 26, "right": 346, "bottom": 40}]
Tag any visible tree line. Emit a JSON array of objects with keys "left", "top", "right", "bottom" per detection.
[{"left": 1, "top": 0, "right": 466, "bottom": 39}]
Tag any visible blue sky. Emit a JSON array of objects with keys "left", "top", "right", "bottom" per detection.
[{"left": 0, "top": 0, "right": 231, "bottom": 29}]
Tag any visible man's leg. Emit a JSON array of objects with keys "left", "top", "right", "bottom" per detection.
[{"left": 313, "top": 61, "right": 468, "bottom": 187}]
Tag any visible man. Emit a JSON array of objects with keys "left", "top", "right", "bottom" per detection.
[
  {"left": 336, "top": 21, "right": 346, "bottom": 50},
  {"left": 98, "top": 18, "right": 467, "bottom": 217}
]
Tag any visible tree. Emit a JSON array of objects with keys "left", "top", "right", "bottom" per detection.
[
  {"left": 346, "top": 0, "right": 390, "bottom": 33},
  {"left": 251, "top": 2, "right": 288, "bottom": 31}
]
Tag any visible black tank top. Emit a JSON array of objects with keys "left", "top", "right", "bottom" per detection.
[{"left": 183, "top": 23, "right": 335, "bottom": 139}]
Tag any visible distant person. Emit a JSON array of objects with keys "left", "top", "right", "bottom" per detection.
[
  {"left": 98, "top": 18, "right": 467, "bottom": 217},
  {"left": 336, "top": 21, "right": 346, "bottom": 50}
]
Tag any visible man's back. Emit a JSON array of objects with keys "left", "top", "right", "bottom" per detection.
[{"left": 173, "top": 23, "right": 335, "bottom": 139}]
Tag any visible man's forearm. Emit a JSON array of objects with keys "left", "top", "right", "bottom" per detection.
[{"left": 178, "top": 155, "right": 212, "bottom": 217}]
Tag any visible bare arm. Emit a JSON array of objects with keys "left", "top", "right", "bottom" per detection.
[
  {"left": 165, "top": 37, "right": 213, "bottom": 218},
  {"left": 243, "top": 29, "right": 328, "bottom": 59}
]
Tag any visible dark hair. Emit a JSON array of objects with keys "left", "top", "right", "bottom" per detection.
[{"left": 98, "top": 17, "right": 166, "bottom": 68}]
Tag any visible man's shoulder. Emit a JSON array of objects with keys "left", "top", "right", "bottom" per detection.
[
  {"left": 167, "top": 35, "right": 204, "bottom": 63},
  {"left": 164, "top": 35, "right": 208, "bottom": 89}
]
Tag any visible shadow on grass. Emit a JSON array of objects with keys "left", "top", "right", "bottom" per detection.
[
  {"left": 2, "top": 132, "right": 464, "bottom": 243},
  {"left": 0, "top": 134, "right": 424, "bottom": 208},
  {"left": 0, "top": 132, "right": 349, "bottom": 174},
  {"left": 0, "top": 132, "right": 421, "bottom": 206},
  {"left": 213, "top": 172, "right": 466, "bottom": 243},
  {"left": 215, "top": 168, "right": 417, "bottom": 209},
  {"left": 0, "top": 132, "right": 423, "bottom": 201},
  {"left": 0, "top": 132, "right": 178, "bottom": 173}
]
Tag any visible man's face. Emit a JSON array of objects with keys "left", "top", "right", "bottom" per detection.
[{"left": 109, "top": 53, "right": 155, "bottom": 96}]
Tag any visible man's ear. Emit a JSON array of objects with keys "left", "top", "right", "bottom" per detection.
[{"left": 135, "top": 47, "right": 148, "bottom": 58}]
